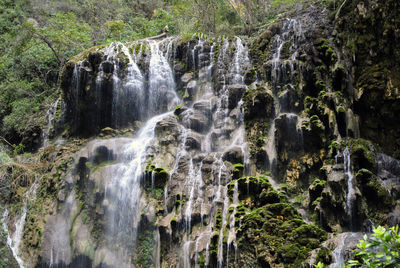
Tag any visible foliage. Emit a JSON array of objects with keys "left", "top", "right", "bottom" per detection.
[
  {"left": 104, "top": 20, "right": 126, "bottom": 40},
  {"left": 346, "top": 226, "right": 400, "bottom": 267},
  {"left": 316, "top": 226, "right": 400, "bottom": 268},
  {"left": 136, "top": 229, "right": 156, "bottom": 267},
  {"left": 0, "top": 0, "right": 328, "bottom": 151}
]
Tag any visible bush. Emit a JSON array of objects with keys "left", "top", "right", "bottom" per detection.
[
  {"left": 346, "top": 225, "right": 400, "bottom": 267},
  {"left": 315, "top": 226, "right": 400, "bottom": 268}
]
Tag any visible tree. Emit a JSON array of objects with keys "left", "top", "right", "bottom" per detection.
[{"left": 105, "top": 20, "right": 126, "bottom": 40}]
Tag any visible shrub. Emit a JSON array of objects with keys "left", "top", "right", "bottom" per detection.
[{"left": 346, "top": 225, "right": 400, "bottom": 267}]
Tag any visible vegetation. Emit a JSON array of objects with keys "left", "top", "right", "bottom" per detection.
[
  {"left": 346, "top": 225, "right": 400, "bottom": 267},
  {"left": 0, "top": 0, "right": 315, "bottom": 152},
  {"left": 1, "top": 0, "right": 398, "bottom": 267},
  {"left": 315, "top": 225, "right": 400, "bottom": 268}
]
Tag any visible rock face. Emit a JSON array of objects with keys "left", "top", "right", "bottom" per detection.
[
  {"left": 3, "top": 1, "right": 400, "bottom": 267},
  {"left": 61, "top": 41, "right": 179, "bottom": 136}
]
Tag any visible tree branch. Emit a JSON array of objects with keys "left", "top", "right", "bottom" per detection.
[
  {"left": 35, "top": 32, "right": 63, "bottom": 65},
  {"left": 0, "top": 136, "right": 15, "bottom": 149},
  {"left": 335, "top": 0, "right": 349, "bottom": 21}
]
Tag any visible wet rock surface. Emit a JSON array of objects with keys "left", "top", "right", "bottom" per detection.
[{"left": 4, "top": 1, "right": 400, "bottom": 267}]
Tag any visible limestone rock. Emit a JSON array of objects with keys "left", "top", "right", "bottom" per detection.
[
  {"left": 222, "top": 146, "right": 244, "bottom": 164},
  {"left": 181, "top": 109, "right": 211, "bottom": 133},
  {"left": 227, "top": 84, "right": 246, "bottom": 109}
]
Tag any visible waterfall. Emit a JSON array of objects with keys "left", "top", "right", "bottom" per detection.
[
  {"left": 331, "top": 234, "right": 346, "bottom": 267},
  {"left": 105, "top": 112, "right": 171, "bottom": 249},
  {"left": 59, "top": 38, "right": 179, "bottom": 265},
  {"left": 168, "top": 36, "right": 250, "bottom": 268},
  {"left": 343, "top": 146, "right": 355, "bottom": 230},
  {"left": 99, "top": 42, "right": 146, "bottom": 127},
  {"left": 329, "top": 232, "right": 362, "bottom": 268},
  {"left": 2, "top": 209, "right": 26, "bottom": 268},
  {"left": 71, "top": 61, "right": 82, "bottom": 131},
  {"left": 2, "top": 176, "right": 40, "bottom": 268},
  {"left": 265, "top": 18, "right": 305, "bottom": 177},
  {"left": 148, "top": 39, "right": 180, "bottom": 114},
  {"left": 226, "top": 181, "right": 239, "bottom": 267},
  {"left": 40, "top": 34, "right": 253, "bottom": 267},
  {"left": 42, "top": 98, "right": 59, "bottom": 147}
]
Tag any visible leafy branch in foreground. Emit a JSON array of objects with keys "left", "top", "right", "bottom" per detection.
[
  {"left": 346, "top": 225, "right": 400, "bottom": 267},
  {"left": 315, "top": 225, "right": 400, "bottom": 268}
]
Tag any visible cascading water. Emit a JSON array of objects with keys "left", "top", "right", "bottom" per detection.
[
  {"left": 17, "top": 33, "right": 253, "bottom": 268},
  {"left": 343, "top": 146, "right": 355, "bottom": 230},
  {"left": 226, "top": 181, "right": 239, "bottom": 267},
  {"left": 98, "top": 39, "right": 180, "bottom": 263},
  {"left": 2, "top": 209, "right": 26, "bottom": 268},
  {"left": 104, "top": 111, "right": 171, "bottom": 260},
  {"left": 2, "top": 176, "right": 40, "bottom": 268},
  {"left": 155, "top": 35, "right": 251, "bottom": 268},
  {"left": 328, "top": 232, "right": 362, "bottom": 268},
  {"left": 42, "top": 98, "right": 60, "bottom": 147},
  {"left": 265, "top": 18, "right": 305, "bottom": 176},
  {"left": 147, "top": 39, "right": 180, "bottom": 114},
  {"left": 100, "top": 42, "right": 146, "bottom": 127}
]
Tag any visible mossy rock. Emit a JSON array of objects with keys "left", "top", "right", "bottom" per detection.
[
  {"left": 355, "top": 169, "right": 393, "bottom": 211},
  {"left": 173, "top": 104, "right": 183, "bottom": 119},
  {"left": 243, "top": 87, "right": 274, "bottom": 121},
  {"left": 244, "top": 67, "right": 257, "bottom": 85},
  {"left": 145, "top": 167, "right": 168, "bottom": 190},
  {"left": 316, "top": 246, "right": 332, "bottom": 264},
  {"left": 349, "top": 138, "right": 376, "bottom": 171},
  {"left": 309, "top": 178, "right": 326, "bottom": 205},
  {"left": 228, "top": 176, "right": 272, "bottom": 204},
  {"left": 237, "top": 200, "right": 327, "bottom": 267},
  {"left": 232, "top": 163, "right": 244, "bottom": 179}
]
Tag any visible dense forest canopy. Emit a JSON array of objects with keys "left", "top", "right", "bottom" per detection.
[{"left": 0, "top": 0, "right": 317, "bottom": 154}]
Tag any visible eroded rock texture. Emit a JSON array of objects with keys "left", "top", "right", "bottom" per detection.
[{"left": 2, "top": 0, "right": 400, "bottom": 267}]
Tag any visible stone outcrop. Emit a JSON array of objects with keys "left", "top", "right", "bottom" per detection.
[{"left": 3, "top": 1, "right": 400, "bottom": 267}]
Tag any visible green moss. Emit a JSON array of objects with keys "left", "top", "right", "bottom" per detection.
[
  {"left": 135, "top": 229, "right": 156, "bottom": 267},
  {"left": 197, "top": 253, "right": 205, "bottom": 266},
  {"left": 316, "top": 246, "right": 332, "bottom": 264},
  {"left": 355, "top": 169, "right": 393, "bottom": 211},
  {"left": 174, "top": 104, "right": 182, "bottom": 119},
  {"left": 280, "top": 41, "right": 292, "bottom": 59},
  {"left": 69, "top": 45, "right": 105, "bottom": 64},
  {"left": 349, "top": 138, "right": 376, "bottom": 171},
  {"left": 228, "top": 176, "right": 273, "bottom": 203},
  {"left": 328, "top": 140, "right": 339, "bottom": 149},
  {"left": 151, "top": 188, "right": 164, "bottom": 200},
  {"left": 259, "top": 188, "right": 280, "bottom": 204},
  {"left": 233, "top": 163, "right": 244, "bottom": 171},
  {"left": 244, "top": 67, "right": 257, "bottom": 85},
  {"left": 145, "top": 158, "right": 154, "bottom": 171},
  {"left": 216, "top": 209, "right": 223, "bottom": 229},
  {"left": 237, "top": 200, "right": 327, "bottom": 266},
  {"left": 91, "top": 160, "right": 116, "bottom": 172},
  {"left": 336, "top": 106, "right": 346, "bottom": 113},
  {"left": 81, "top": 210, "right": 88, "bottom": 224}
]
